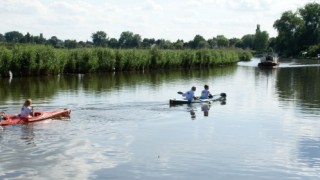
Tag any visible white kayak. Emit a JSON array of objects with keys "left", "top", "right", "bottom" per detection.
[{"left": 169, "top": 93, "right": 226, "bottom": 105}]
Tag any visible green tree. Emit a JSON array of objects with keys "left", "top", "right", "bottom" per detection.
[
  {"left": 192, "top": 35, "right": 208, "bottom": 49},
  {"left": 156, "top": 39, "right": 173, "bottom": 49},
  {"left": 108, "top": 38, "right": 119, "bottom": 48},
  {"left": 24, "top": 32, "right": 33, "bottom": 43},
  {"left": 48, "top": 36, "right": 63, "bottom": 48},
  {"left": 241, "top": 34, "right": 254, "bottom": 49},
  {"left": 132, "top": 34, "right": 142, "bottom": 48},
  {"left": 141, "top": 38, "right": 156, "bottom": 48},
  {"left": 229, "top": 38, "right": 241, "bottom": 48},
  {"left": 173, "top": 39, "right": 184, "bottom": 49},
  {"left": 0, "top": 34, "right": 5, "bottom": 42},
  {"left": 216, "top": 35, "right": 229, "bottom": 48},
  {"left": 273, "top": 11, "right": 303, "bottom": 56},
  {"left": 33, "top": 33, "right": 46, "bottom": 44},
  {"left": 65, "top": 39, "right": 78, "bottom": 49},
  {"left": 253, "top": 25, "right": 269, "bottom": 53},
  {"left": 4, "top": 31, "right": 24, "bottom": 43},
  {"left": 118, "top": 31, "right": 142, "bottom": 48},
  {"left": 299, "top": 3, "right": 320, "bottom": 47},
  {"left": 207, "top": 38, "right": 218, "bottom": 48},
  {"left": 92, "top": 31, "right": 108, "bottom": 47}
]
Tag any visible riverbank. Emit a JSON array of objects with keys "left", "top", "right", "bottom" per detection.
[{"left": 0, "top": 44, "right": 252, "bottom": 77}]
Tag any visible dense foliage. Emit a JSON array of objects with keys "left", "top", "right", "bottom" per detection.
[
  {"left": 0, "top": 44, "right": 251, "bottom": 77},
  {"left": 273, "top": 2, "right": 320, "bottom": 57}
]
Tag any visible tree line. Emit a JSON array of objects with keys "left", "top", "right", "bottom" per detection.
[
  {"left": 0, "top": 30, "right": 257, "bottom": 51},
  {"left": 0, "top": 2, "right": 318, "bottom": 59}
]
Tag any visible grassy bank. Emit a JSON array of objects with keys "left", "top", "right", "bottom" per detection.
[{"left": 0, "top": 44, "right": 252, "bottom": 77}]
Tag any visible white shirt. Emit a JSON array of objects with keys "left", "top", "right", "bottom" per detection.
[
  {"left": 183, "top": 90, "right": 195, "bottom": 101},
  {"left": 200, "top": 89, "right": 211, "bottom": 99},
  {"left": 20, "top": 106, "right": 32, "bottom": 118}
]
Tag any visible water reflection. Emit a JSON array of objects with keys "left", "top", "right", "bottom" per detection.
[
  {"left": 174, "top": 100, "right": 228, "bottom": 119},
  {"left": 277, "top": 66, "right": 320, "bottom": 110},
  {"left": 20, "top": 124, "right": 36, "bottom": 145},
  {"left": 0, "top": 67, "right": 237, "bottom": 103},
  {"left": 298, "top": 138, "right": 320, "bottom": 168},
  {"left": 201, "top": 103, "right": 210, "bottom": 117},
  {"left": 187, "top": 104, "right": 197, "bottom": 119}
]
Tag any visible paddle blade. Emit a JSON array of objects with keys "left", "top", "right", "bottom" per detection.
[
  {"left": 177, "top": 91, "right": 184, "bottom": 95},
  {"left": 220, "top": 93, "right": 227, "bottom": 97}
]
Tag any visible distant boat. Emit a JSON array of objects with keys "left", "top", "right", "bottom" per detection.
[{"left": 258, "top": 53, "right": 279, "bottom": 68}]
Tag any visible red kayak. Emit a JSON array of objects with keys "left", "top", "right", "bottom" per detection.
[{"left": 0, "top": 108, "right": 71, "bottom": 126}]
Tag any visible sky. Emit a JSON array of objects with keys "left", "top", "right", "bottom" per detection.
[{"left": 0, "top": 0, "right": 318, "bottom": 42}]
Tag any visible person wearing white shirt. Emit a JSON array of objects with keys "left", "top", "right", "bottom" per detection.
[
  {"left": 200, "top": 85, "right": 213, "bottom": 99},
  {"left": 183, "top": 86, "right": 197, "bottom": 101},
  {"left": 19, "top": 99, "right": 34, "bottom": 118}
]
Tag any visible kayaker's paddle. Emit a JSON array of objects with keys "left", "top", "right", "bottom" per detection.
[
  {"left": 212, "top": 93, "right": 226, "bottom": 98},
  {"left": 177, "top": 91, "right": 184, "bottom": 95}
]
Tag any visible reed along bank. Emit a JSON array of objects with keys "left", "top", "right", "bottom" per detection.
[{"left": 0, "top": 44, "right": 252, "bottom": 77}]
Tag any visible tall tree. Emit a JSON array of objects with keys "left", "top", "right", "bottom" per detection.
[
  {"left": 119, "top": 31, "right": 133, "bottom": 48},
  {"left": 253, "top": 25, "right": 269, "bottom": 53},
  {"left": 156, "top": 39, "right": 172, "bottom": 49},
  {"left": 141, "top": 38, "right": 156, "bottom": 48},
  {"left": 4, "top": 31, "right": 23, "bottom": 43},
  {"left": 0, "top": 34, "right": 5, "bottom": 42},
  {"left": 216, "top": 35, "right": 229, "bottom": 48},
  {"left": 298, "top": 3, "right": 320, "bottom": 47},
  {"left": 241, "top": 34, "right": 254, "bottom": 49},
  {"left": 229, "top": 38, "right": 241, "bottom": 48},
  {"left": 48, "top": 36, "right": 63, "bottom": 48},
  {"left": 92, "top": 31, "right": 108, "bottom": 47},
  {"left": 118, "top": 31, "right": 142, "bottom": 48},
  {"left": 173, "top": 39, "right": 184, "bottom": 49},
  {"left": 48, "top": 36, "right": 59, "bottom": 47},
  {"left": 32, "top": 33, "right": 46, "bottom": 44},
  {"left": 273, "top": 11, "right": 303, "bottom": 56},
  {"left": 24, "top": 32, "right": 32, "bottom": 43},
  {"left": 192, "top": 35, "right": 208, "bottom": 49},
  {"left": 132, "top": 34, "right": 142, "bottom": 48},
  {"left": 64, "top": 39, "right": 78, "bottom": 49},
  {"left": 207, "top": 38, "right": 218, "bottom": 48},
  {"left": 108, "top": 38, "right": 119, "bottom": 48}
]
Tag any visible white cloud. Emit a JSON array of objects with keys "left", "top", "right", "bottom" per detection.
[
  {"left": 142, "top": 0, "right": 163, "bottom": 11},
  {"left": 0, "top": 0, "right": 319, "bottom": 41},
  {"left": 0, "top": 0, "right": 48, "bottom": 14}
]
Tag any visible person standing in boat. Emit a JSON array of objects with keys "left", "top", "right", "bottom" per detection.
[
  {"left": 200, "top": 85, "right": 213, "bottom": 99},
  {"left": 19, "top": 99, "right": 34, "bottom": 118},
  {"left": 183, "top": 86, "right": 197, "bottom": 102}
]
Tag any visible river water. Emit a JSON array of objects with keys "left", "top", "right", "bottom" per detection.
[{"left": 1, "top": 58, "right": 320, "bottom": 179}]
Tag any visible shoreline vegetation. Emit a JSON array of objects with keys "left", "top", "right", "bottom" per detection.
[
  {"left": 1, "top": 2, "right": 319, "bottom": 78},
  {"left": 0, "top": 44, "right": 252, "bottom": 77}
]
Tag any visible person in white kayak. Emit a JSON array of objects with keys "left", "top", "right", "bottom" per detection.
[
  {"left": 200, "top": 85, "right": 213, "bottom": 99},
  {"left": 182, "top": 86, "right": 197, "bottom": 102}
]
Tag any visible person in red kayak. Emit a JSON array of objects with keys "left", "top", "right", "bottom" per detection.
[{"left": 19, "top": 99, "right": 34, "bottom": 118}]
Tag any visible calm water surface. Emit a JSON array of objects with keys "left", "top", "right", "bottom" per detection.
[{"left": 1, "top": 58, "right": 320, "bottom": 179}]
